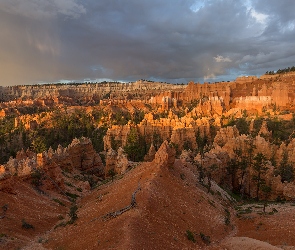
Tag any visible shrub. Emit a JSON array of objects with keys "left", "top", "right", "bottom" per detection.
[
  {"left": 180, "top": 173, "right": 185, "bottom": 180},
  {"left": 65, "top": 192, "right": 80, "bottom": 200},
  {"left": 65, "top": 182, "right": 74, "bottom": 187},
  {"left": 22, "top": 219, "right": 34, "bottom": 229},
  {"left": 225, "top": 208, "right": 230, "bottom": 225},
  {"left": 53, "top": 198, "right": 66, "bottom": 207},
  {"left": 31, "top": 169, "right": 43, "bottom": 187},
  {"left": 68, "top": 204, "right": 78, "bottom": 224},
  {"left": 235, "top": 118, "right": 249, "bottom": 135},
  {"left": 108, "top": 169, "right": 116, "bottom": 182},
  {"left": 186, "top": 230, "right": 196, "bottom": 243}
]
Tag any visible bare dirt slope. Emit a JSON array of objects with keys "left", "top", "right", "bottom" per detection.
[
  {"left": 43, "top": 159, "right": 232, "bottom": 250},
  {"left": 2, "top": 160, "right": 295, "bottom": 249},
  {"left": 234, "top": 203, "right": 295, "bottom": 249},
  {"left": 0, "top": 178, "right": 68, "bottom": 250}
]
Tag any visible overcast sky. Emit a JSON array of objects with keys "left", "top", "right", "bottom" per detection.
[{"left": 1, "top": 0, "right": 295, "bottom": 86}]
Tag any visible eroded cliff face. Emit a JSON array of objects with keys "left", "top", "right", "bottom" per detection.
[
  {"left": 105, "top": 147, "right": 130, "bottom": 176},
  {"left": 0, "top": 80, "right": 185, "bottom": 105},
  {"left": 193, "top": 125, "right": 295, "bottom": 201},
  {"left": 104, "top": 137, "right": 176, "bottom": 176},
  {"left": 148, "top": 72, "right": 295, "bottom": 115},
  {"left": 152, "top": 140, "right": 176, "bottom": 168},
  {"left": 0, "top": 137, "right": 104, "bottom": 193},
  {"left": 100, "top": 98, "right": 289, "bottom": 194},
  {"left": 103, "top": 125, "right": 131, "bottom": 151},
  {"left": 14, "top": 112, "right": 53, "bottom": 130},
  {"left": 103, "top": 112, "right": 212, "bottom": 152},
  {"left": 1, "top": 73, "right": 295, "bottom": 119}
]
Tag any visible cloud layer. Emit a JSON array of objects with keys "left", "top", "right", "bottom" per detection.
[{"left": 1, "top": 0, "right": 295, "bottom": 85}]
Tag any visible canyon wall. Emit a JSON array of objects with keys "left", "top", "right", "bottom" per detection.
[
  {"left": 0, "top": 80, "right": 185, "bottom": 103},
  {"left": 148, "top": 72, "right": 295, "bottom": 112}
]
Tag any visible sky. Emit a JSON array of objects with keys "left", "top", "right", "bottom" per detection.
[{"left": 0, "top": 0, "right": 295, "bottom": 86}]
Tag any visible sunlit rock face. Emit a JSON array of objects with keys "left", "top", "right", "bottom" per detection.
[{"left": 153, "top": 140, "right": 176, "bottom": 168}]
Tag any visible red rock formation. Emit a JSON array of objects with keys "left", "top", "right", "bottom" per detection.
[
  {"left": 105, "top": 148, "right": 118, "bottom": 176},
  {"left": 213, "top": 126, "right": 240, "bottom": 148},
  {"left": 194, "top": 126, "right": 295, "bottom": 200},
  {"left": 0, "top": 165, "right": 6, "bottom": 180},
  {"left": 152, "top": 140, "right": 176, "bottom": 168},
  {"left": 170, "top": 127, "right": 196, "bottom": 151},
  {"left": 234, "top": 96, "right": 272, "bottom": 113},
  {"left": 103, "top": 125, "right": 131, "bottom": 151},
  {"left": 0, "top": 109, "right": 5, "bottom": 118},
  {"left": 179, "top": 149, "right": 193, "bottom": 163},
  {"left": 2, "top": 137, "right": 104, "bottom": 190},
  {"left": 271, "top": 82, "right": 289, "bottom": 106},
  {"left": 115, "top": 147, "right": 129, "bottom": 174},
  {"left": 105, "top": 147, "right": 129, "bottom": 175},
  {"left": 144, "top": 144, "right": 156, "bottom": 162}
]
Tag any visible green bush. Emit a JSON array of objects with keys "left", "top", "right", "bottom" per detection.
[
  {"left": 68, "top": 204, "right": 78, "bottom": 224},
  {"left": 53, "top": 198, "right": 66, "bottom": 207},
  {"left": 31, "top": 169, "right": 43, "bottom": 187},
  {"left": 65, "top": 192, "right": 80, "bottom": 200},
  {"left": 186, "top": 230, "right": 196, "bottom": 243},
  {"left": 225, "top": 208, "right": 230, "bottom": 225}
]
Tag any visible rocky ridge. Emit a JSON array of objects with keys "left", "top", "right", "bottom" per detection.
[{"left": 0, "top": 137, "right": 104, "bottom": 193}]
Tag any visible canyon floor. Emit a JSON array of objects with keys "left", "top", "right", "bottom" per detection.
[{"left": 1, "top": 158, "right": 295, "bottom": 250}]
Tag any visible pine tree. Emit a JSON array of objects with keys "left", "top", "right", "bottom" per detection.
[
  {"left": 252, "top": 153, "right": 268, "bottom": 200},
  {"left": 124, "top": 127, "right": 146, "bottom": 162}
]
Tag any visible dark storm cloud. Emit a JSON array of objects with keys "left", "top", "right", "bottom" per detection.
[{"left": 0, "top": 0, "right": 295, "bottom": 86}]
